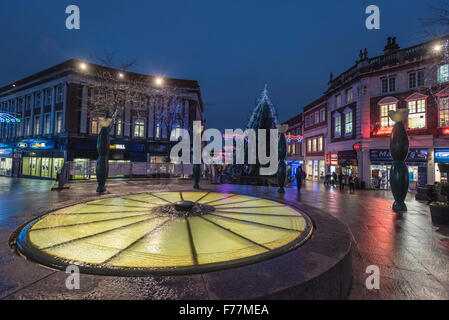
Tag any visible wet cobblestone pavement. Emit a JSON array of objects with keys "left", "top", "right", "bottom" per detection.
[{"left": 0, "top": 177, "right": 448, "bottom": 300}]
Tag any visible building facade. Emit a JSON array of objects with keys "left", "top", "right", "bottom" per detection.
[
  {"left": 326, "top": 35, "right": 449, "bottom": 190},
  {"left": 0, "top": 59, "right": 204, "bottom": 180},
  {"left": 284, "top": 113, "right": 304, "bottom": 178},
  {"left": 302, "top": 96, "right": 328, "bottom": 181},
  {"left": 282, "top": 34, "right": 449, "bottom": 191}
]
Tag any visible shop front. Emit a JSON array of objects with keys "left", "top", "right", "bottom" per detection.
[
  {"left": 336, "top": 151, "right": 358, "bottom": 177},
  {"left": 305, "top": 159, "right": 325, "bottom": 181},
  {"left": 370, "top": 149, "right": 428, "bottom": 192},
  {"left": 68, "top": 138, "right": 147, "bottom": 180},
  {"left": 0, "top": 147, "right": 13, "bottom": 176},
  {"left": 16, "top": 139, "right": 64, "bottom": 180},
  {"left": 435, "top": 148, "right": 449, "bottom": 182}
]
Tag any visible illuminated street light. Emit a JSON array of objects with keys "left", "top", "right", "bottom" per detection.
[
  {"left": 155, "top": 77, "right": 164, "bottom": 86},
  {"left": 79, "top": 62, "right": 87, "bottom": 70},
  {"left": 118, "top": 73, "right": 124, "bottom": 79},
  {"left": 434, "top": 44, "right": 442, "bottom": 52}
]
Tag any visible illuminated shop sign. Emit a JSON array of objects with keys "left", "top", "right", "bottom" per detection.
[
  {"left": 373, "top": 126, "right": 393, "bottom": 136},
  {"left": 16, "top": 139, "right": 55, "bottom": 150},
  {"left": 286, "top": 134, "right": 303, "bottom": 143},
  {"left": 435, "top": 149, "right": 449, "bottom": 163},
  {"left": 371, "top": 149, "right": 428, "bottom": 162},
  {"left": 110, "top": 144, "right": 126, "bottom": 150}
]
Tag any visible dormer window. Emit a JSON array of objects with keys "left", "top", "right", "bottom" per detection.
[
  {"left": 406, "top": 93, "right": 427, "bottom": 129},
  {"left": 378, "top": 97, "right": 398, "bottom": 127}
]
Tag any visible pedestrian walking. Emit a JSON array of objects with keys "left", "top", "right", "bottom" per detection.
[
  {"left": 296, "top": 166, "right": 304, "bottom": 191},
  {"left": 426, "top": 183, "right": 439, "bottom": 205},
  {"left": 349, "top": 175, "right": 355, "bottom": 193}
]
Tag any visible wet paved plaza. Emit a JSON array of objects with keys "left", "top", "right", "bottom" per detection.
[{"left": 0, "top": 177, "right": 448, "bottom": 300}]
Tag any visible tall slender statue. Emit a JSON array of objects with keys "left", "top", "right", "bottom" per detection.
[
  {"left": 389, "top": 109, "right": 409, "bottom": 212},
  {"left": 277, "top": 124, "right": 288, "bottom": 193},
  {"left": 96, "top": 118, "right": 111, "bottom": 194}
]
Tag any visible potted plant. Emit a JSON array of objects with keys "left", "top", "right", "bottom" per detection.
[{"left": 429, "top": 181, "right": 449, "bottom": 225}]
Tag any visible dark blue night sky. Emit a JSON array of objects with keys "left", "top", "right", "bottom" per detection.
[{"left": 0, "top": 0, "right": 444, "bottom": 130}]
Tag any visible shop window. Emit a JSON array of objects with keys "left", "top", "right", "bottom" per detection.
[
  {"left": 134, "top": 118, "right": 145, "bottom": 138},
  {"left": 91, "top": 117, "right": 100, "bottom": 135},
  {"left": 55, "top": 111, "right": 63, "bottom": 134},
  {"left": 407, "top": 99, "right": 426, "bottom": 129},
  {"left": 440, "top": 96, "right": 449, "bottom": 127},
  {"left": 438, "top": 64, "right": 449, "bottom": 83},
  {"left": 34, "top": 115, "right": 40, "bottom": 135}
]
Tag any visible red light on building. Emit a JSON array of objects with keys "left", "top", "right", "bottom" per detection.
[
  {"left": 353, "top": 143, "right": 360, "bottom": 151},
  {"left": 325, "top": 154, "right": 330, "bottom": 165},
  {"left": 286, "top": 134, "right": 303, "bottom": 142},
  {"left": 330, "top": 153, "right": 338, "bottom": 166},
  {"left": 442, "top": 128, "right": 449, "bottom": 135},
  {"left": 373, "top": 126, "right": 393, "bottom": 136}
]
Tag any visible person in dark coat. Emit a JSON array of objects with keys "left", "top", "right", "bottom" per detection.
[{"left": 296, "top": 166, "right": 304, "bottom": 191}]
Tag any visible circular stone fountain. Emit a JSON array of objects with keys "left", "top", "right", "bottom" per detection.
[{"left": 14, "top": 192, "right": 314, "bottom": 276}]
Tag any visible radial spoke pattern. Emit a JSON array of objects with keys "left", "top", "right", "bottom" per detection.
[{"left": 18, "top": 192, "right": 313, "bottom": 274}]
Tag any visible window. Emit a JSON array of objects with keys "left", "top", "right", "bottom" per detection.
[
  {"left": 312, "top": 138, "right": 317, "bottom": 152},
  {"left": 320, "top": 108, "right": 325, "bottom": 123},
  {"left": 318, "top": 136, "right": 323, "bottom": 152},
  {"left": 345, "top": 111, "right": 353, "bottom": 135},
  {"left": 43, "top": 113, "right": 51, "bottom": 134},
  {"left": 134, "top": 118, "right": 145, "bottom": 138},
  {"left": 55, "top": 111, "right": 63, "bottom": 134},
  {"left": 307, "top": 139, "right": 311, "bottom": 152},
  {"left": 116, "top": 117, "right": 122, "bottom": 136},
  {"left": 382, "top": 77, "right": 396, "bottom": 93},
  {"left": 156, "top": 123, "right": 161, "bottom": 139},
  {"left": 25, "top": 95, "right": 32, "bottom": 110},
  {"left": 314, "top": 111, "right": 319, "bottom": 124},
  {"left": 25, "top": 117, "right": 31, "bottom": 136},
  {"left": 438, "top": 64, "right": 449, "bottom": 83},
  {"left": 91, "top": 117, "right": 100, "bottom": 135},
  {"left": 35, "top": 93, "right": 41, "bottom": 108},
  {"left": 336, "top": 94, "right": 342, "bottom": 107},
  {"left": 56, "top": 85, "right": 64, "bottom": 103},
  {"left": 44, "top": 88, "right": 52, "bottom": 105},
  {"left": 34, "top": 116, "right": 40, "bottom": 135},
  {"left": 346, "top": 88, "right": 353, "bottom": 103},
  {"left": 310, "top": 113, "right": 315, "bottom": 126},
  {"left": 305, "top": 115, "right": 310, "bottom": 128},
  {"left": 334, "top": 115, "right": 341, "bottom": 138},
  {"left": 440, "top": 97, "right": 449, "bottom": 127},
  {"left": 409, "top": 70, "right": 424, "bottom": 88},
  {"left": 292, "top": 143, "right": 296, "bottom": 155},
  {"left": 407, "top": 99, "right": 426, "bottom": 129},
  {"left": 380, "top": 103, "right": 396, "bottom": 127}
]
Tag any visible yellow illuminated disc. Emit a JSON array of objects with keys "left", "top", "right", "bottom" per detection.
[{"left": 18, "top": 192, "right": 313, "bottom": 275}]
